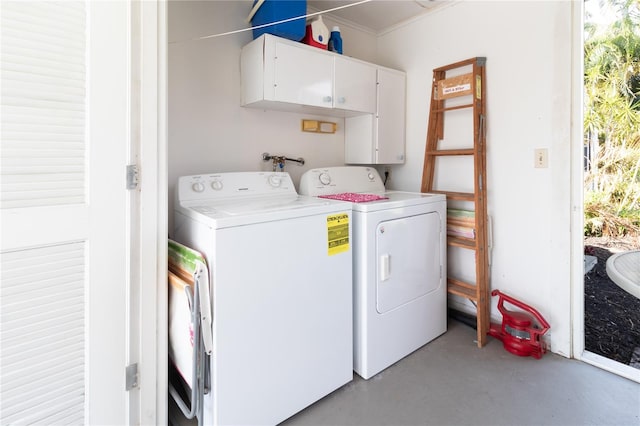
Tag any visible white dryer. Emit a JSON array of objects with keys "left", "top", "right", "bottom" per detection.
[
  {"left": 299, "top": 166, "right": 446, "bottom": 379},
  {"left": 174, "top": 172, "right": 353, "bottom": 425}
]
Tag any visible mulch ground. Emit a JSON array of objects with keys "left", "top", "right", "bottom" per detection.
[{"left": 584, "top": 236, "right": 640, "bottom": 368}]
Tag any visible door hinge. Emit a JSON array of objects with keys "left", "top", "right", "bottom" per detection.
[
  {"left": 125, "top": 363, "right": 138, "bottom": 391},
  {"left": 126, "top": 164, "right": 139, "bottom": 190}
]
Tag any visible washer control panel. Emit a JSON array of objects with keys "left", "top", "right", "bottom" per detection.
[
  {"left": 299, "top": 166, "right": 385, "bottom": 196},
  {"left": 178, "top": 172, "right": 296, "bottom": 203}
]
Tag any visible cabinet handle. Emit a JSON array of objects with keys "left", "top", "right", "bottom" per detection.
[
  {"left": 322, "top": 96, "right": 332, "bottom": 103},
  {"left": 337, "top": 97, "right": 346, "bottom": 104}
]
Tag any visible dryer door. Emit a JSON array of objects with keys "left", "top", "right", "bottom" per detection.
[{"left": 376, "top": 212, "right": 441, "bottom": 313}]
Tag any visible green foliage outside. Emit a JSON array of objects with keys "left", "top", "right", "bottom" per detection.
[{"left": 584, "top": 0, "right": 640, "bottom": 237}]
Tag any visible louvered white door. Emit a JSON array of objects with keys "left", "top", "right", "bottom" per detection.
[{"left": 1, "top": 1, "right": 130, "bottom": 424}]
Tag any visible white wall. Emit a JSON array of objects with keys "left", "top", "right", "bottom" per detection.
[
  {"left": 169, "top": 0, "right": 579, "bottom": 357},
  {"left": 168, "top": 1, "right": 376, "bottom": 231},
  {"left": 377, "top": 1, "right": 576, "bottom": 356}
]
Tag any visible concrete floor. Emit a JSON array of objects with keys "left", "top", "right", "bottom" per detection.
[{"left": 170, "top": 320, "right": 640, "bottom": 426}]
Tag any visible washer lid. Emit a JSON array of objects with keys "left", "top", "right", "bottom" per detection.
[
  {"left": 181, "top": 194, "right": 350, "bottom": 228},
  {"left": 192, "top": 195, "right": 329, "bottom": 216},
  {"left": 176, "top": 171, "right": 351, "bottom": 228}
]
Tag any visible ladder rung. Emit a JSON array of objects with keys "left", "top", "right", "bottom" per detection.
[
  {"left": 447, "top": 278, "right": 478, "bottom": 301},
  {"left": 447, "top": 236, "right": 476, "bottom": 249},
  {"left": 426, "top": 149, "right": 474, "bottom": 156},
  {"left": 428, "top": 190, "right": 475, "bottom": 201},
  {"left": 432, "top": 103, "right": 474, "bottom": 113}
]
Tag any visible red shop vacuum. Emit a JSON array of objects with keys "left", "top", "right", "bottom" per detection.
[{"left": 488, "top": 290, "right": 550, "bottom": 359}]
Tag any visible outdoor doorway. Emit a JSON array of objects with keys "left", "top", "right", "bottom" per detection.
[{"left": 581, "top": 0, "right": 640, "bottom": 379}]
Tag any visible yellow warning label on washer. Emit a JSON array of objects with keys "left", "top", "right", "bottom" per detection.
[{"left": 327, "top": 213, "right": 349, "bottom": 256}]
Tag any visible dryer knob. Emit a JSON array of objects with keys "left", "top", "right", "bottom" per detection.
[
  {"left": 319, "top": 173, "right": 331, "bottom": 185},
  {"left": 192, "top": 182, "right": 205, "bottom": 193},
  {"left": 268, "top": 174, "right": 282, "bottom": 187},
  {"left": 211, "top": 180, "right": 223, "bottom": 191}
]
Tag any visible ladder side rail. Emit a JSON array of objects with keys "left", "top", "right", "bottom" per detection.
[
  {"left": 478, "top": 63, "right": 491, "bottom": 340},
  {"left": 481, "top": 62, "right": 491, "bottom": 341},
  {"left": 471, "top": 61, "right": 490, "bottom": 346},
  {"left": 434, "top": 70, "right": 446, "bottom": 141},
  {"left": 421, "top": 69, "right": 445, "bottom": 193}
]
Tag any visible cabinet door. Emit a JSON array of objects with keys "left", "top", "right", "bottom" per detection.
[
  {"left": 273, "top": 41, "right": 333, "bottom": 108},
  {"left": 376, "top": 68, "right": 406, "bottom": 164},
  {"left": 345, "top": 114, "right": 375, "bottom": 164},
  {"left": 334, "top": 57, "right": 376, "bottom": 113}
]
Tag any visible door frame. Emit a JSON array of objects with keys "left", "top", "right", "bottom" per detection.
[
  {"left": 569, "top": 0, "right": 585, "bottom": 364},
  {"left": 138, "top": 0, "right": 168, "bottom": 423},
  {"left": 570, "top": 0, "right": 640, "bottom": 383}
]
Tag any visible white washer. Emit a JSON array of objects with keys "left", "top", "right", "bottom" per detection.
[
  {"left": 299, "top": 166, "right": 446, "bottom": 379},
  {"left": 174, "top": 172, "right": 353, "bottom": 425}
]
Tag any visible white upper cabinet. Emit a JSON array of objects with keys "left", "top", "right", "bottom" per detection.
[
  {"left": 375, "top": 67, "right": 406, "bottom": 164},
  {"left": 345, "top": 67, "right": 406, "bottom": 165},
  {"left": 334, "top": 56, "right": 376, "bottom": 113},
  {"left": 241, "top": 34, "right": 405, "bottom": 165},
  {"left": 241, "top": 34, "right": 376, "bottom": 115},
  {"left": 272, "top": 40, "right": 333, "bottom": 108}
]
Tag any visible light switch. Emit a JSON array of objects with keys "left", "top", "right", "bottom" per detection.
[{"left": 534, "top": 148, "right": 548, "bottom": 168}]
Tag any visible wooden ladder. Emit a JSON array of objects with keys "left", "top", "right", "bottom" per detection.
[{"left": 421, "top": 57, "right": 489, "bottom": 347}]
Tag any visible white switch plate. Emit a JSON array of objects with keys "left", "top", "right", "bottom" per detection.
[{"left": 534, "top": 148, "right": 548, "bottom": 168}]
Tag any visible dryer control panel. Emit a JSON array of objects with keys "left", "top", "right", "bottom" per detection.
[{"left": 299, "top": 166, "right": 385, "bottom": 196}]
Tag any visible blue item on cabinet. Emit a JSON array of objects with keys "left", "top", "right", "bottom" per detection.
[
  {"left": 328, "top": 26, "right": 342, "bottom": 54},
  {"left": 249, "top": 0, "right": 307, "bottom": 42}
]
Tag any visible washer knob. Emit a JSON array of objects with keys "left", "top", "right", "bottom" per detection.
[
  {"left": 211, "top": 180, "right": 223, "bottom": 191},
  {"left": 319, "top": 173, "right": 331, "bottom": 185},
  {"left": 368, "top": 172, "right": 376, "bottom": 181},
  {"left": 268, "top": 174, "right": 282, "bottom": 187},
  {"left": 192, "top": 182, "right": 205, "bottom": 193}
]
